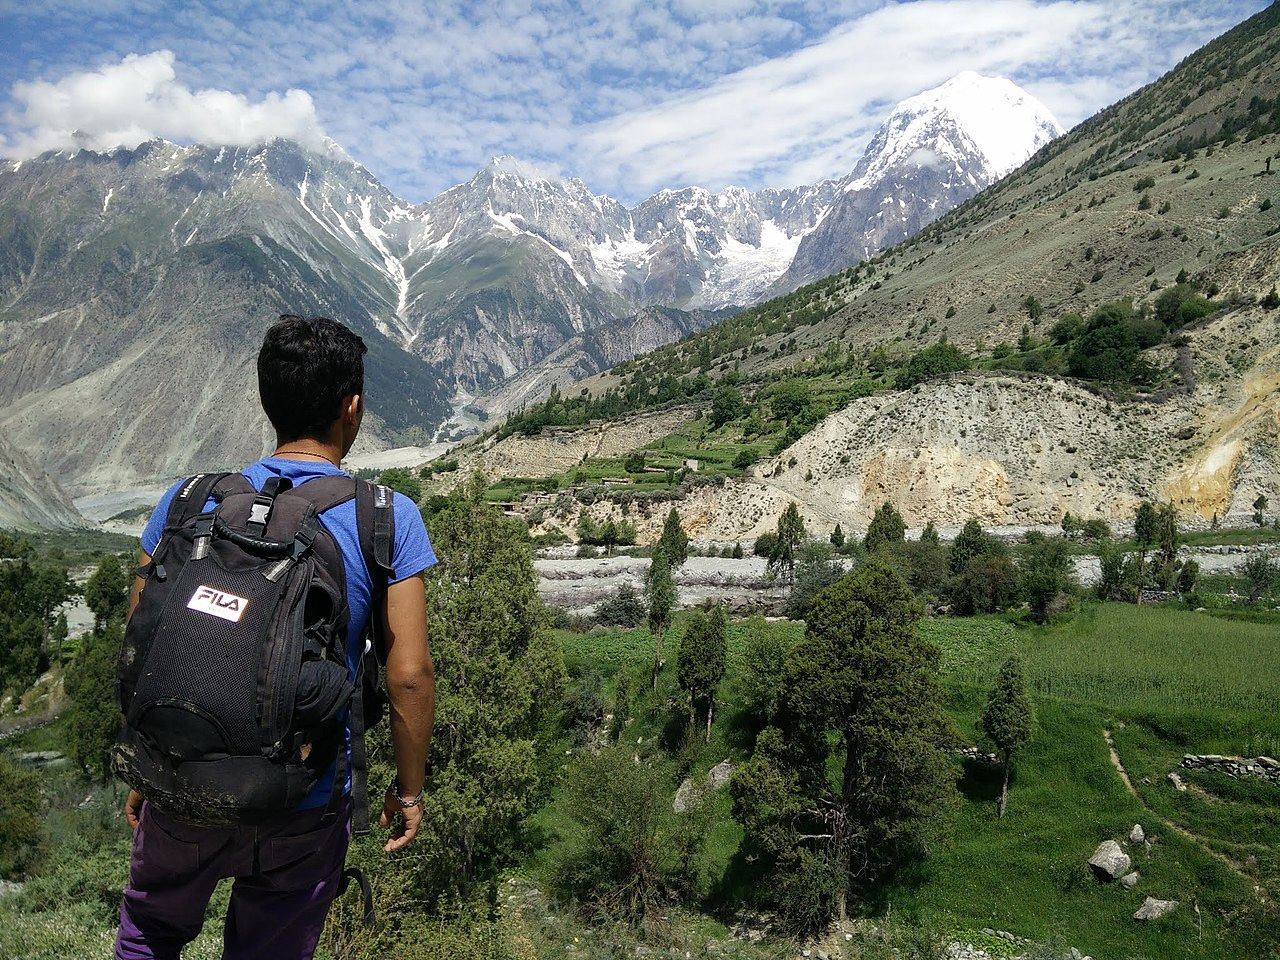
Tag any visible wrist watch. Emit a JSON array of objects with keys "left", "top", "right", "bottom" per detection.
[{"left": 391, "top": 777, "right": 424, "bottom": 808}]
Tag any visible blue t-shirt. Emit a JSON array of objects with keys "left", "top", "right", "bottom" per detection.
[{"left": 142, "top": 457, "right": 436, "bottom": 809}]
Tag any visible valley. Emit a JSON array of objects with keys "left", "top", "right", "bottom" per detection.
[{"left": 2, "top": 4, "right": 1280, "bottom": 960}]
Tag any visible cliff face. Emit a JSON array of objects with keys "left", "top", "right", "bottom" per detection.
[
  {"left": 466, "top": 287, "right": 1279, "bottom": 541},
  {"left": 0, "top": 436, "right": 83, "bottom": 530}
]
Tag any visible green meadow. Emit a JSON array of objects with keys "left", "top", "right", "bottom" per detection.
[{"left": 3, "top": 602, "right": 1277, "bottom": 958}]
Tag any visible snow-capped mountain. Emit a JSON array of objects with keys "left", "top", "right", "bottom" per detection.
[
  {"left": 0, "top": 73, "right": 1060, "bottom": 491},
  {"left": 775, "top": 72, "right": 1063, "bottom": 291}
]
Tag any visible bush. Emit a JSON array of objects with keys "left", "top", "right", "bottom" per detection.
[
  {"left": 377, "top": 467, "right": 423, "bottom": 503},
  {"left": 0, "top": 755, "right": 45, "bottom": 878},
  {"left": 753, "top": 531, "right": 779, "bottom": 558},
  {"left": 737, "top": 617, "right": 797, "bottom": 725},
  {"left": 895, "top": 343, "right": 970, "bottom": 389},
  {"left": 1155, "top": 283, "right": 1217, "bottom": 328},
  {"left": 562, "top": 668, "right": 606, "bottom": 745},
  {"left": 555, "top": 747, "right": 680, "bottom": 919},
  {"left": 595, "top": 583, "right": 646, "bottom": 628},
  {"left": 784, "top": 542, "right": 843, "bottom": 620}
]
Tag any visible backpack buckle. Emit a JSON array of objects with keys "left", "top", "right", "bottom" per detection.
[{"left": 192, "top": 514, "right": 215, "bottom": 560}]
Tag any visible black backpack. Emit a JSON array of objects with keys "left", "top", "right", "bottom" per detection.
[{"left": 111, "top": 471, "right": 394, "bottom": 836}]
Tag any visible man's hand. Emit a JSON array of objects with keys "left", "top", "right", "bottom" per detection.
[
  {"left": 124, "top": 789, "right": 144, "bottom": 831},
  {"left": 379, "top": 784, "right": 422, "bottom": 853}
]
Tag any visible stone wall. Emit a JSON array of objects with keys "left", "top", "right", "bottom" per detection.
[{"left": 1181, "top": 754, "right": 1280, "bottom": 786}]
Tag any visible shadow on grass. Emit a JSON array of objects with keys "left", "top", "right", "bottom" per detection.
[
  {"left": 703, "top": 846, "right": 773, "bottom": 918},
  {"left": 956, "top": 757, "right": 1002, "bottom": 805}
]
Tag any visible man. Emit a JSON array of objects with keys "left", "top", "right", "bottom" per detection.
[{"left": 115, "top": 315, "right": 436, "bottom": 960}]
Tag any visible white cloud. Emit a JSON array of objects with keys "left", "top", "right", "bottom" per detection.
[
  {"left": 0, "top": 0, "right": 1266, "bottom": 202},
  {"left": 1, "top": 50, "right": 325, "bottom": 157}
]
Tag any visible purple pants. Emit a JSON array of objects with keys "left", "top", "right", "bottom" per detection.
[{"left": 114, "top": 798, "right": 352, "bottom": 960}]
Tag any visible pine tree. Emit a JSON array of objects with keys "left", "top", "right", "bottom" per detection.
[
  {"left": 1133, "top": 501, "right": 1159, "bottom": 601},
  {"left": 769, "top": 503, "right": 806, "bottom": 585},
  {"left": 731, "top": 562, "right": 954, "bottom": 928},
  {"left": 979, "top": 655, "right": 1034, "bottom": 819},
  {"left": 62, "top": 553, "right": 130, "bottom": 780},
  {"left": 656, "top": 508, "right": 689, "bottom": 568},
  {"left": 65, "top": 622, "right": 124, "bottom": 781},
  {"left": 646, "top": 547, "right": 676, "bottom": 691},
  {"left": 676, "top": 606, "right": 728, "bottom": 741},
  {"left": 829, "top": 524, "right": 845, "bottom": 549},
  {"left": 83, "top": 554, "right": 129, "bottom": 632},
  {"left": 863, "top": 502, "right": 906, "bottom": 553},
  {"left": 948, "top": 519, "right": 990, "bottom": 576},
  {"left": 419, "top": 474, "right": 567, "bottom": 893},
  {"left": 1157, "top": 502, "right": 1180, "bottom": 566}
]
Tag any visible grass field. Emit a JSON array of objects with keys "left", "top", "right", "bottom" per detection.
[
  {"left": 546, "top": 601, "right": 1280, "bottom": 958},
  {"left": 5, "top": 601, "right": 1278, "bottom": 959}
]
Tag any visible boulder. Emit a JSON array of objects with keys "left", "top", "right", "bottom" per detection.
[
  {"left": 1133, "top": 897, "right": 1178, "bottom": 921},
  {"left": 1129, "top": 823, "right": 1145, "bottom": 844},
  {"left": 1120, "top": 871, "right": 1140, "bottom": 889},
  {"left": 673, "top": 778, "right": 697, "bottom": 813},
  {"left": 1168, "top": 771, "right": 1187, "bottom": 792},
  {"left": 1088, "top": 840, "right": 1131, "bottom": 881},
  {"left": 707, "top": 759, "right": 736, "bottom": 790}
]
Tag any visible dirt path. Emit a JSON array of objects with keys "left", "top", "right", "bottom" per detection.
[
  {"left": 1103, "top": 728, "right": 1138, "bottom": 797},
  {"left": 1103, "top": 728, "right": 1263, "bottom": 894}
]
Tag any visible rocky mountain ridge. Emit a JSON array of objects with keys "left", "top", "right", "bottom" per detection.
[
  {"left": 446, "top": 4, "right": 1280, "bottom": 534},
  {"left": 0, "top": 72, "right": 1058, "bottom": 508}
]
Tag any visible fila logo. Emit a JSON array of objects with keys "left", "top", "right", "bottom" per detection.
[{"left": 187, "top": 585, "right": 249, "bottom": 623}]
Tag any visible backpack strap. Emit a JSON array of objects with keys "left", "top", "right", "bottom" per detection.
[
  {"left": 286, "top": 475, "right": 396, "bottom": 836},
  {"left": 164, "top": 472, "right": 252, "bottom": 531},
  {"left": 350, "top": 480, "right": 395, "bottom": 836},
  {"left": 141, "top": 473, "right": 252, "bottom": 580}
]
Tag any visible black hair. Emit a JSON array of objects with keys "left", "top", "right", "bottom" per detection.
[{"left": 258, "top": 314, "right": 367, "bottom": 441}]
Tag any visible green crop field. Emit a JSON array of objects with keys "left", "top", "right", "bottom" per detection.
[{"left": 1016, "top": 603, "right": 1280, "bottom": 713}]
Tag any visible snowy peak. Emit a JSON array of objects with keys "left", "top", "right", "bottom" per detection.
[
  {"left": 775, "top": 73, "right": 1061, "bottom": 293},
  {"left": 855, "top": 72, "right": 1063, "bottom": 188},
  {"left": 484, "top": 155, "right": 561, "bottom": 183}
]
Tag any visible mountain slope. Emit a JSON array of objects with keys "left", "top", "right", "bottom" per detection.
[
  {"left": 475, "top": 306, "right": 731, "bottom": 418},
  {"left": 0, "top": 435, "right": 83, "bottom": 530},
  {"left": 0, "top": 141, "right": 453, "bottom": 494},
  {"left": 483, "top": 4, "right": 1280, "bottom": 531},
  {"left": 0, "top": 73, "right": 1058, "bottom": 494},
  {"left": 774, "top": 72, "right": 1062, "bottom": 292}
]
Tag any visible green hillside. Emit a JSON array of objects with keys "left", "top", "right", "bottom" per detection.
[{"left": 483, "top": 3, "right": 1280, "bottom": 460}]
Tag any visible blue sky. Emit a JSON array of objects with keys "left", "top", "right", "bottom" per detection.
[{"left": 0, "top": 1, "right": 1268, "bottom": 204}]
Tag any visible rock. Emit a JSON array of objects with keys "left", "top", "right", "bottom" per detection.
[
  {"left": 707, "top": 759, "right": 736, "bottom": 789},
  {"left": 1133, "top": 897, "right": 1179, "bottom": 921},
  {"left": 13, "top": 750, "right": 63, "bottom": 765},
  {"left": 1168, "top": 771, "right": 1187, "bottom": 791},
  {"left": 1129, "top": 823, "right": 1145, "bottom": 844},
  {"left": 1088, "top": 840, "right": 1132, "bottom": 881},
  {"left": 1120, "top": 871, "right": 1140, "bottom": 889},
  {"left": 0, "top": 880, "right": 23, "bottom": 899},
  {"left": 673, "top": 778, "right": 697, "bottom": 813}
]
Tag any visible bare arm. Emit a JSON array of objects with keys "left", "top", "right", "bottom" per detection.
[
  {"left": 378, "top": 572, "right": 434, "bottom": 852},
  {"left": 124, "top": 550, "right": 150, "bottom": 830},
  {"left": 128, "top": 550, "right": 150, "bottom": 621}
]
